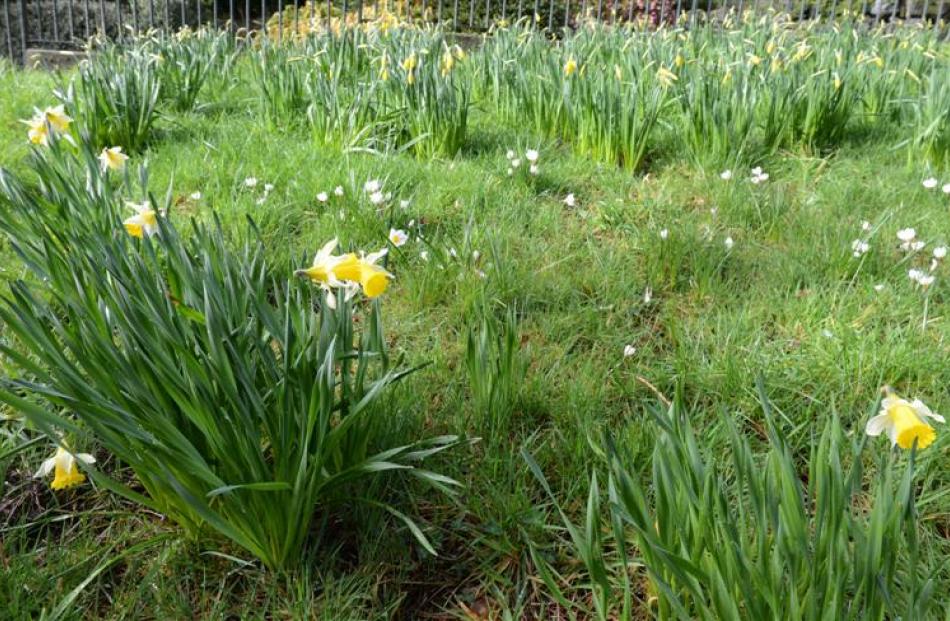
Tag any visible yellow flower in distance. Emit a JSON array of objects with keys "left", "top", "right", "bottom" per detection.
[
  {"left": 99, "top": 146, "right": 129, "bottom": 172},
  {"left": 123, "top": 201, "right": 159, "bottom": 239},
  {"left": 334, "top": 249, "right": 393, "bottom": 298},
  {"left": 441, "top": 49, "right": 455, "bottom": 77},
  {"left": 657, "top": 66, "right": 678, "bottom": 88},
  {"left": 866, "top": 390, "right": 944, "bottom": 450},
  {"left": 564, "top": 56, "right": 578, "bottom": 76},
  {"left": 402, "top": 53, "right": 417, "bottom": 84},
  {"left": 34, "top": 446, "right": 96, "bottom": 490}
]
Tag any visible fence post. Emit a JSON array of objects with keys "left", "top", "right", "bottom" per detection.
[{"left": 16, "top": 0, "right": 26, "bottom": 61}]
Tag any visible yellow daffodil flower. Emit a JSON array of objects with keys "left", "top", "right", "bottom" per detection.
[
  {"left": 22, "top": 105, "right": 72, "bottom": 146},
  {"left": 123, "top": 201, "right": 159, "bottom": 239},
  {"left": 564, "top": 57, "right": 578, "bottom": 77},
  {"left": 674, "top": 54, "right": 684, "bottom": 68},
  {"left": 441, "top": 50, "right": 454, "bottom": 77},
  {"left": 295, "top": 238, "right": 353, "bottom": 308},
  {"left": 43, "top": 105, "right": 72, "bottom": 132},
  {"left": 657, "top": 66, "right": 677, "bottom": 88},
  {"left": 296, "top": 238, "right": 345, "bottom": 287},
  {"left": 402, "top": 53, "right": 417, "bottom": 85},
  {"left": 748, "top": 54, "right": 762, "bottom": 67},
  {"left": 866, "top": 390, "right": 944, "bottom": 449},
  {"left": 379, "top": 54, "right": 390, "bottom": 81},
  {"left": 99, "top": 146, "right": 129, "bottom": 172},
  {"left": 333, "top": 249, "right": 393, "bottom": 298},
  {"left": 34, "top": 446, "right": 96, "bottom": 490},
  {"left": 25, "top": 117, "right": 50, "bottom": 145}
]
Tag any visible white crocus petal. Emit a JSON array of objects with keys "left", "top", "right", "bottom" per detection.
[{"left": 864, "top": 412, "right": 892, "bottom": 437}]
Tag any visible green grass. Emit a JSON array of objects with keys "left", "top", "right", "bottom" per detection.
[{"left": 1, "top": 22, "right": 949, "bottom": 619}]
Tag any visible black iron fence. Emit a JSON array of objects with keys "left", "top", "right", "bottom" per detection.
[{"left": 2, "top": 0, "right": 948, "bottom": 63}]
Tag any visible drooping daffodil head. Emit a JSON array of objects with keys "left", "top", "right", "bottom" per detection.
[
  {"left": 866, "top": 390, "right": 944, "bottom": 450},
  {"left": 34, "top": 446, "right": 96, "bottom": 490},
  {"left": 99, "top": 146, "right": 129, "bottom": 172},
  {"left": 123, "top": 201, "right": 159, "bottom": 239}
]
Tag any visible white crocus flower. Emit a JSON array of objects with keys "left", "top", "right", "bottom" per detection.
[
  {"left": 564, "top": 193, "right": 576, "bottom": 207},
  {"left": 724, "top": 236, "right": 735, "bottom": 250},
  {"left": 720, "top": 169, "right": 732, "bottom": 180},
  {"left": 316, "top": 192, "right": 328, "bottom": 203},
  {"left": 244, "top": 177, "right": 258, "bottom": 188},
  {"left": 525, "top": 149, "right": 539, "bottom": 163},
  {"left": 334, "top": 186, "right": 344, "bottom": 196},
  {"left": 943, "top": 183, "right": 950, "bottom": 194},
  {"left": 364, "top": 179, "right": 381, "bottom": 193},
  {"left": 369, "top": 191, "right": 386, "bottom": 205},
  {"left": 623, "top": 344, "right": 637, "bottom": 358},
  {"left": 389, "top": 228, "right": 409, "bottom": 247},
  {"left": 922, "top": 177, "right": 938, "bottom": 189},
  {"left": 659, "top": 229, "right": 669, "bottom": 240},
  {"left": 933, "top": 246, "right": 947, "bottom": 260}
]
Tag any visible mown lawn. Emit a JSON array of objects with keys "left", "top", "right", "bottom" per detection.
[{"left": 0, "top": 23, "right": 949, "bottom": 618}]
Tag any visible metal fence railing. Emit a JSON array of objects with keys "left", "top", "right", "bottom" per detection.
[{"left": 2, "top": 0, "right": 948, "bottom": 64}]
